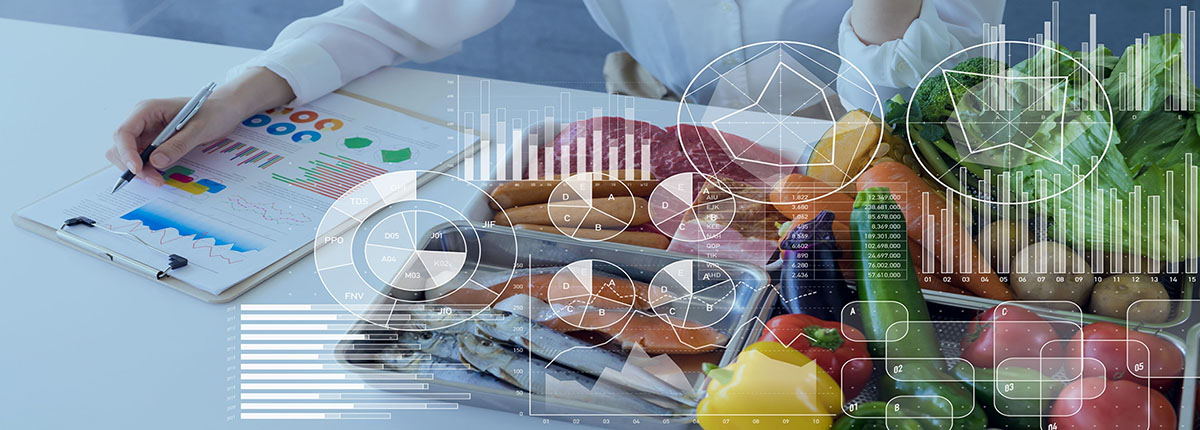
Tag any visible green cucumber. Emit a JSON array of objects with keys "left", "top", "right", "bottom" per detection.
[
  {"left": 832, "top": 402, "right": 927, "bottom": 430},
  {"left": 850, "top": 187, "right": 987, "bottom": 430},
  {"left": 950, "top": 362, "right": 1062, "bottom": 430},
  {"left": 850, "top": 187, "right": 940, "bottom": 359}
]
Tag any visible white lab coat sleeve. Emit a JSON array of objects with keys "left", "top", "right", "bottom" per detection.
[
  {"left": 835, "top": 0, "right": 1005, "bottom": 111},
  {"left": 227, "top": 0, "right": 515, "bottom": 105}
]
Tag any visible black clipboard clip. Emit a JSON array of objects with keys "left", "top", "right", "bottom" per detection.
[{"left": 59, "top": 216, "right": 188, "bottom": 279}]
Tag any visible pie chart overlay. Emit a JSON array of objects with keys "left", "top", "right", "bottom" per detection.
[
  {"left": 647, "top": 260, "right": 737, "bottom": 329},
  {"left": 547, "top": 172, "right": 636, "bottom": 241},
  {"left": 314, "top": 170, "right": 516, "bottom": 331},
  {"left": 546, "top": 260, "right": 635, "bottom": 330},
  {"left": 648, "top": 173, "right": 736, "bottom": 242},
  {"left": 363, "top": 210, "right": 468, "bottom": 291}
]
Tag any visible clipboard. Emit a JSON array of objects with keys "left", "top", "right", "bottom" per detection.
[
  {"left": 12, "top": 89, "right": 482, "bottom": 304},
  {"left": 12, "top": 168, "right": 316, "bottom": 303}
]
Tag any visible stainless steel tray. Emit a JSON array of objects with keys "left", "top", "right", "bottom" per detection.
[
  {"left": 335, "top": 221, "right": 770, "bottom": 428},
  {"left": 731, "top": 285, "right": 1194, "bottom": 427},
  {"left": 919, "top": 274, "right": 1197, "bottom": 338}
]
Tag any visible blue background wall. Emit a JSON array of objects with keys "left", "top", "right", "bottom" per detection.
[{"left": 2, "top": 0, "right": 1195, "bottom": 91}]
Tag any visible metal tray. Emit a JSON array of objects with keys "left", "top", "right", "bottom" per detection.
[
  {"left": 917, "top": 274, "right": 1197, "bottom": 338},
  {"left": 731, "top": 286, "right": 1194, "bottom": 427},
  {"left": 1180, "top": 325, "right": 1200, "bottom": 430},
  {"left": 335, "top": 221, "right": 770, "bottom": 427}
]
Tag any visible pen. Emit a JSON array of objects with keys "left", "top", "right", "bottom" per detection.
[{"left": 112, "top": 81, "right": 217, "bottom": 193}]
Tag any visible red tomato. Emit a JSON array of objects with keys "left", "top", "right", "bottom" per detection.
[
  {"left": 960, "top": 304, "right": 1064, "bottom": 369},
  {"left": 1066, "top": 322, "right": 1183, "bottom": 392},
  {"left": 1051, "top": 377, "right": 1177, "bottom": 429}
]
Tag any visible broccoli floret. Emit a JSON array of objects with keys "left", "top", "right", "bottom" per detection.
[{"left": 912, "top": 57, "right": 1008, "bottom": 123}]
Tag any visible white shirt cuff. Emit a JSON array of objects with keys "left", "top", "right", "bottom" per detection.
[
  {"left": 226, "top": 38, "right": 343, "bottom": 106},
  {"left": 837, "top": 0, "right": 962, "bottom": 91}
]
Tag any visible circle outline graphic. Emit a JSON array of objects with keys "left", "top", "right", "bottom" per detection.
[
  {"left": 905, "top": 40, "right": 1113, "bottom": 205},
  {"left": 676, "top": 40, "right": 885, "bottom": 206},
  {"left": 314, "top": 170, "right": 517, "bottom": 331}
]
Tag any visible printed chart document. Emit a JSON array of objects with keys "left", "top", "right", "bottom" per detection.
[{"left": 20, "top": 92, "right": 468, "bottom": 295}]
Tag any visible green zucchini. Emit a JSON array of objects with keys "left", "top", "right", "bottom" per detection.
[
  {"left": 849, "top": 187, "right": 940, "bottom": 359},
  {"left": 850, "top": 187, "right": 987, "bottom": 430},
  {"left": 832, "top": 402, "right": 927, "bottom": 430},
  {"left": 950, "top": 362, "right": 1062, "bottom": 430}
]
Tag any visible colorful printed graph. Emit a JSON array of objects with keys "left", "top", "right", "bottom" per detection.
[
  {"left": 343, "top": 137, "right": 373, "bottom": 149},
  {"left": 161, "top": 166, "right": 226, "bottom": 195},
  {"left": 271, "top": 152, "right": 387, "bottom": 199},
  {"left": 201, "top": 138, "right": 284, "bottom": 169},
  {"left": 381, "top": 147, "right": 412, "bottom": 163},
  {"left": 224, "top": 195, "right": 313, "bottom": 226},
  {"left": 118, "top": 200, "right": 266, "bottom": 262}
]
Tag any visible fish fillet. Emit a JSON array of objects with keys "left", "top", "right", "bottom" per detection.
[
  {"left": 438, "top": 272, "right": 652, "bottom": 310},
  {"left": 494, "top": 294, "right": 728, "bottom": 355}
]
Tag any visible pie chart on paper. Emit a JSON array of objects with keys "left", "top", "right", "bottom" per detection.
[
  {"left": 648, "top": 173, "right": 736, "bottom": 242},
  {"left": 363, "top": 210, "right": 468, "bottom": 292}
]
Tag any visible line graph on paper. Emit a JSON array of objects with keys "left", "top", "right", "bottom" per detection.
[
  {"left": 109, "top": 199, "right": 272, "bottom": 266},
  {"left": 224, "top": 195, "right": 314, "bottom": 226}
]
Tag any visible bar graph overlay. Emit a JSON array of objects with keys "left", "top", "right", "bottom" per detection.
[
  {"left": 202, "top": 138, "right": 285, "bottom": 169},
  {"left": 230, "top": 304, "right": 469, "bottom": 421},
  {"left": 271, "top": 153, "right": 388, "bottom": 200},
  {"left": 1020, "top": 2, "right": 1196, "bottom": 112},
  {"left": 453, "top": 78, "right": 652, "bottom": 182}
]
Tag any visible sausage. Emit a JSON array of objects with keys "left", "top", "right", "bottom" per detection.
[
  {"left": 513, "top": 224, "right": 671, "bottom": 249},
  {"left": 494, "top": 196, "right": 651, "bottom": 227},
  {"left": 488, "top": 170, "right": 657, "bottom": 209}
]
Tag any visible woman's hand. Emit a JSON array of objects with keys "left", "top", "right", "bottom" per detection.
[
  {"left": 850, "top": 0, "right": 922, "bottom": 45},
  {"left": 106, "top": 67, "right": 295, "bottom": 186},
  {"left": 107, "top": 96, "right": 250, "bottom": 186}
]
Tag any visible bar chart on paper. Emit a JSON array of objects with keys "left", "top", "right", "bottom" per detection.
[
  {"left": 229, "top": 304, "right": 470, "bottom": 421},
  {"left": 202, "top": 138, "right": 285, "bottom": 169},
  {"left": 271, "top": 153, "right": 389, "bottom": 200}
]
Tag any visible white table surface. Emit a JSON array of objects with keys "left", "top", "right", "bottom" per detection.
[{"left": 0, "top": 18, "right": 684, "bottom": 429}]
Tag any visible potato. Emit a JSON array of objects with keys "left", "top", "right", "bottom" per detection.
[
  {"left": 1085, "top": 252, "right": 1168, "bottom": 276},
  {"left": 1090, "top": 275, "right": 1171, "bottom": 323},
  {"left": 978, "top": 219, "right": 1031, "bottom": 274},
  {"left": 1009, "top": 241, "right": 1094, "bottom": 310}
]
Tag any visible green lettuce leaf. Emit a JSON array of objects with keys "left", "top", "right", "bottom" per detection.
[{"left": 1010, "top": 35, "right": 1199, "bottom": 261}]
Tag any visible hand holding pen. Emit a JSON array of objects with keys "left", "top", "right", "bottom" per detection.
[
  {"left": 111, "top": 82, "right": 214, "bottom": 193},
  {"left": 105, "top": 68, "right": 297, "bottom": 190}
]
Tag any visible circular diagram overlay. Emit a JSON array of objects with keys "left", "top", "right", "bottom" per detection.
[
  {"left": 547, "top": 172, "right": 637, "bottom": 241},
  {"left": 678, "top": 41, "right": 884, "bottom": 205},
  {"left": 648, "top": 172, "right": 736, "bottom": 242},
  {"left": 315, "top": 170, "right": 516, "bottom": 331},
  {"left": 546, "top": 260, "right": 636, "bottom": 330},
  {"left": 907, "top": 40, "right": 1113, "bottom": 205},
  {"left": 647, "top": 260, "right": 737, "bottom": 329},
  {"left": 363, "top": 210, "right": 467, "bottom": 291}
]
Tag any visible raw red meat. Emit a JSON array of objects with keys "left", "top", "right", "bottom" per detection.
[
  {"left": 663, "top": 176, "right": 785, "bottom": 266},
  {"left": 667, "top": 221, "right": 778, "bottom": 267},
  {"left": 526, "top": 117, "right": 792, "bottom": 266},
  {"left": 665, "top": 124, "right": 794, "bottom": 186},
  {"left": 533, "top": 119, "right": 791, "bottom": 189},
  {"left": 533, "top": 117, "right": 672, "bottom": 178}
]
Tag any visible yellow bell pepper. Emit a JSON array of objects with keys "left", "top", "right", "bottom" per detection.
[{"left": 697, "top": 341, "right": 843, "bottom": 430}]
